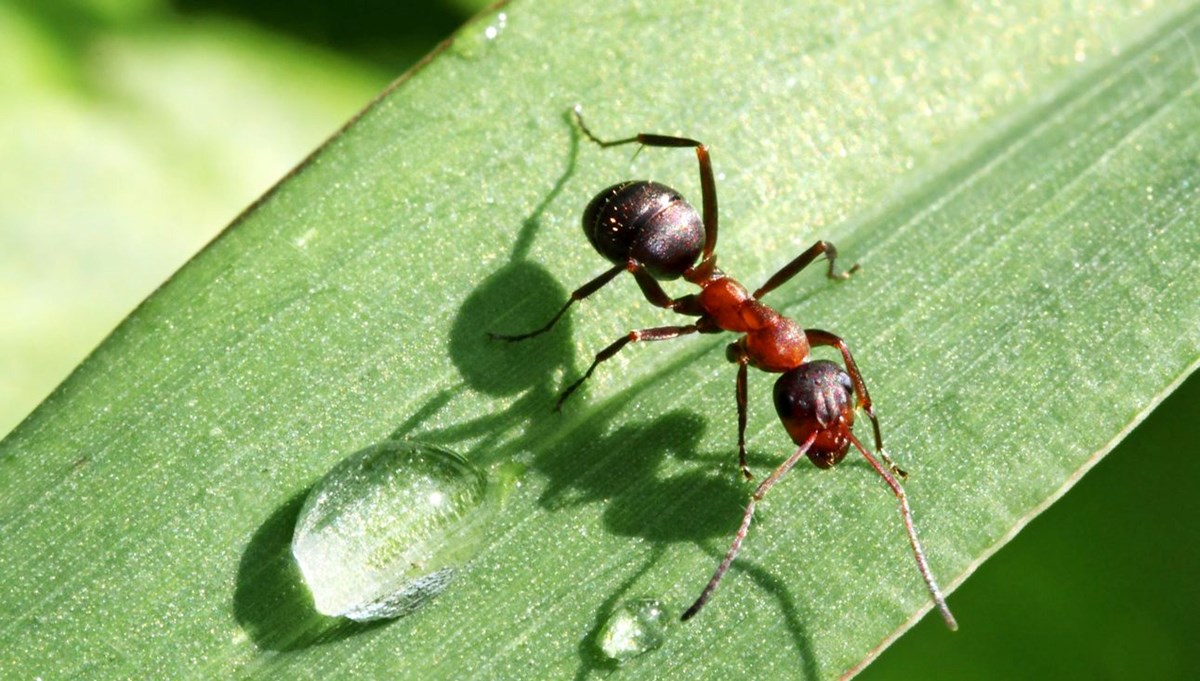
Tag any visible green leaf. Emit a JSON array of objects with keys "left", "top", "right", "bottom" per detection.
[{"left": 3, "top": 2, "right": 1198, "bottom": 679}]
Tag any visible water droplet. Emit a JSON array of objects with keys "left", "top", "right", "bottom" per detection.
[
  {"left": 451, "top": 11, "right": 508, "bottom": 60},
  {"left": 597, "top": 598, "right": 667, "bottom": 663},
  {"left": 484, "top": 12, "right": 507, "bottom": 40},
  {"left": 292, "top": 440, "right": 494, "bottom": 621}
]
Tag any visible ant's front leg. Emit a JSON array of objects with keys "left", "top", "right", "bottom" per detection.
[
  {"left": 805, "top": 328, "right": 905, "bottom": 479},
  {"left": 735, "top": 358, "right": 752, "bottom": 480},
  {"left": 725, "top": 339, "right": 754, "bottom": 481}
]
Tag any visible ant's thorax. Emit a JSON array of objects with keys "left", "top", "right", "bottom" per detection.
[{"left": 688, "top": 266, "right": 812, "bottom": 373}]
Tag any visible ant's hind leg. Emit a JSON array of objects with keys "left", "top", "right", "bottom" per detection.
[
  {"left": 573, "top": 107, "right": 718, "bottom": 262},
  {"left": 488, "top": 264, "right": 623, "bottom": 341},
  {"left": 555, "top": 323, "right": 700, "bottom": 410},
  {"left": 631, "top": 268, "right": 705, "bottom": 315}
]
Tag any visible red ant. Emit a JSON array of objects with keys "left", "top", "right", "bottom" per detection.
[{"left": 490, "top": 108, "right": 957, "bottom": 629}]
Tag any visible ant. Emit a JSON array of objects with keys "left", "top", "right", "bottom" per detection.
[{"left": 490, "top": 108, "right": 957, "bottom": 630}]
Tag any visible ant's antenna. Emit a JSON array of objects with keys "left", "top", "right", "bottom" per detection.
[
  {"left": 682, "top": 433, "right": 817, "bottom": 621},
  {"left": 847, "top": 431, "right": 958, "bottom": 630}
]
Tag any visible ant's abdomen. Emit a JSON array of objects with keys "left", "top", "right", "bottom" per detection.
[{"left": 582, "top": 181, "right": 704, "bottom": 280}]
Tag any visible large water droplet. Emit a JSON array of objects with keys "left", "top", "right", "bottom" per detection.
[
  {"left": 292, "top": 440, "right": 493, "bottom": 621},
  {"left": 598, "top": 598, "right": 667, "bottom": 663}
]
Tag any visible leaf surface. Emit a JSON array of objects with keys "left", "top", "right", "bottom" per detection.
[{"left": 2, "top": 2, "right": 1198, "bottom": 678}]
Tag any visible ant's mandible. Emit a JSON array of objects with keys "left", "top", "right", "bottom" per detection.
[{"left": 490, "top": 108, "right": 957, "bottom": 630}]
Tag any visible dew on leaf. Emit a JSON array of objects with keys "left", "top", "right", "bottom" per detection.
[
  {"left": 292, "top": 440, "right": 493, "bottom": 621},
  {"left": 597, "top": 598, "right": 668, "bottom": 663},
  {"left": 451, "top": 11, "right": 508, "bottom": 60}
]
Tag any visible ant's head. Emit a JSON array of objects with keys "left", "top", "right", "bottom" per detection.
[
  {"left": 772, "top": 360, "right": 856, "bottom": 468},
  {"left": 582, "top": 181, "right": 704, "bottom": 280}
]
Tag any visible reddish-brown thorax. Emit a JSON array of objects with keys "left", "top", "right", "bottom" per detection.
[{"left": 687, "top": 266, "right": 811, "bottom": 373}]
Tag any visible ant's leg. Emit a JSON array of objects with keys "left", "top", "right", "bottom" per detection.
[
  {"left": 753, "top": 241, "right": 860, "bottom": 300},
  {"left": 556, "top": 323, "right": 699, "bottom": 410},
  {"left": 724, "top": 340, "right": 754, "bottom": 480},
  {"left": 805, "top": 328, "right": 905, "bottom": 478},
  {"left": 489, "top": 260, "right": 704, "bottom": 343},
  {"left": 682, "top": 431, "right": 818, "bottom": 621},
  {"left": 574, "top": 107, "right": 718, "bottom": 262},
  {"left": 630, "top": 267, "right": 705, "bottom": 315},
  {"left": 735, "top": 358, "right": 753, "bottom": 480},
  {"left": 488, "top": 264, "right": 623, "bottom": 341}
]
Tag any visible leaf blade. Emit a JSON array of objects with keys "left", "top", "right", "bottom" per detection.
[{"left": 2, "top": 2, "right": 1199, "bottom": 679}]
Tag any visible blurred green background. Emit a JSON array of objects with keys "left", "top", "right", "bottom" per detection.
[{"left": 2, "top": 1, "right": 1196, "bottom": 678}]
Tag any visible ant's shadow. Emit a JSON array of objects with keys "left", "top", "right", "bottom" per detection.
[{"left": 233, "top": 109, "right": 817, "bottom": 676}]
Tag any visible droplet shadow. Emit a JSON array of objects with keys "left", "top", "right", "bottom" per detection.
[{"left": 232, "top": 489, "right": 387, "bottom": 651}]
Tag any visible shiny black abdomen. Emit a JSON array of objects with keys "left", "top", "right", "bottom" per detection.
[{"left": 581, "top": 181, "right": 704, "bottom": 280}]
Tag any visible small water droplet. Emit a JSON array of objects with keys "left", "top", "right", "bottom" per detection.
[
  {"left": 484, "top": 12, "right": 507, "bottom": 40},
  {"left": 292, "top": 441, "right": 494, "bottom": 621},
  {"left": 597, "top": 598, "right": 667, "bottom": 663},
  {"left": 451, "top": 11, "right": 508, "bottom": 60}
]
